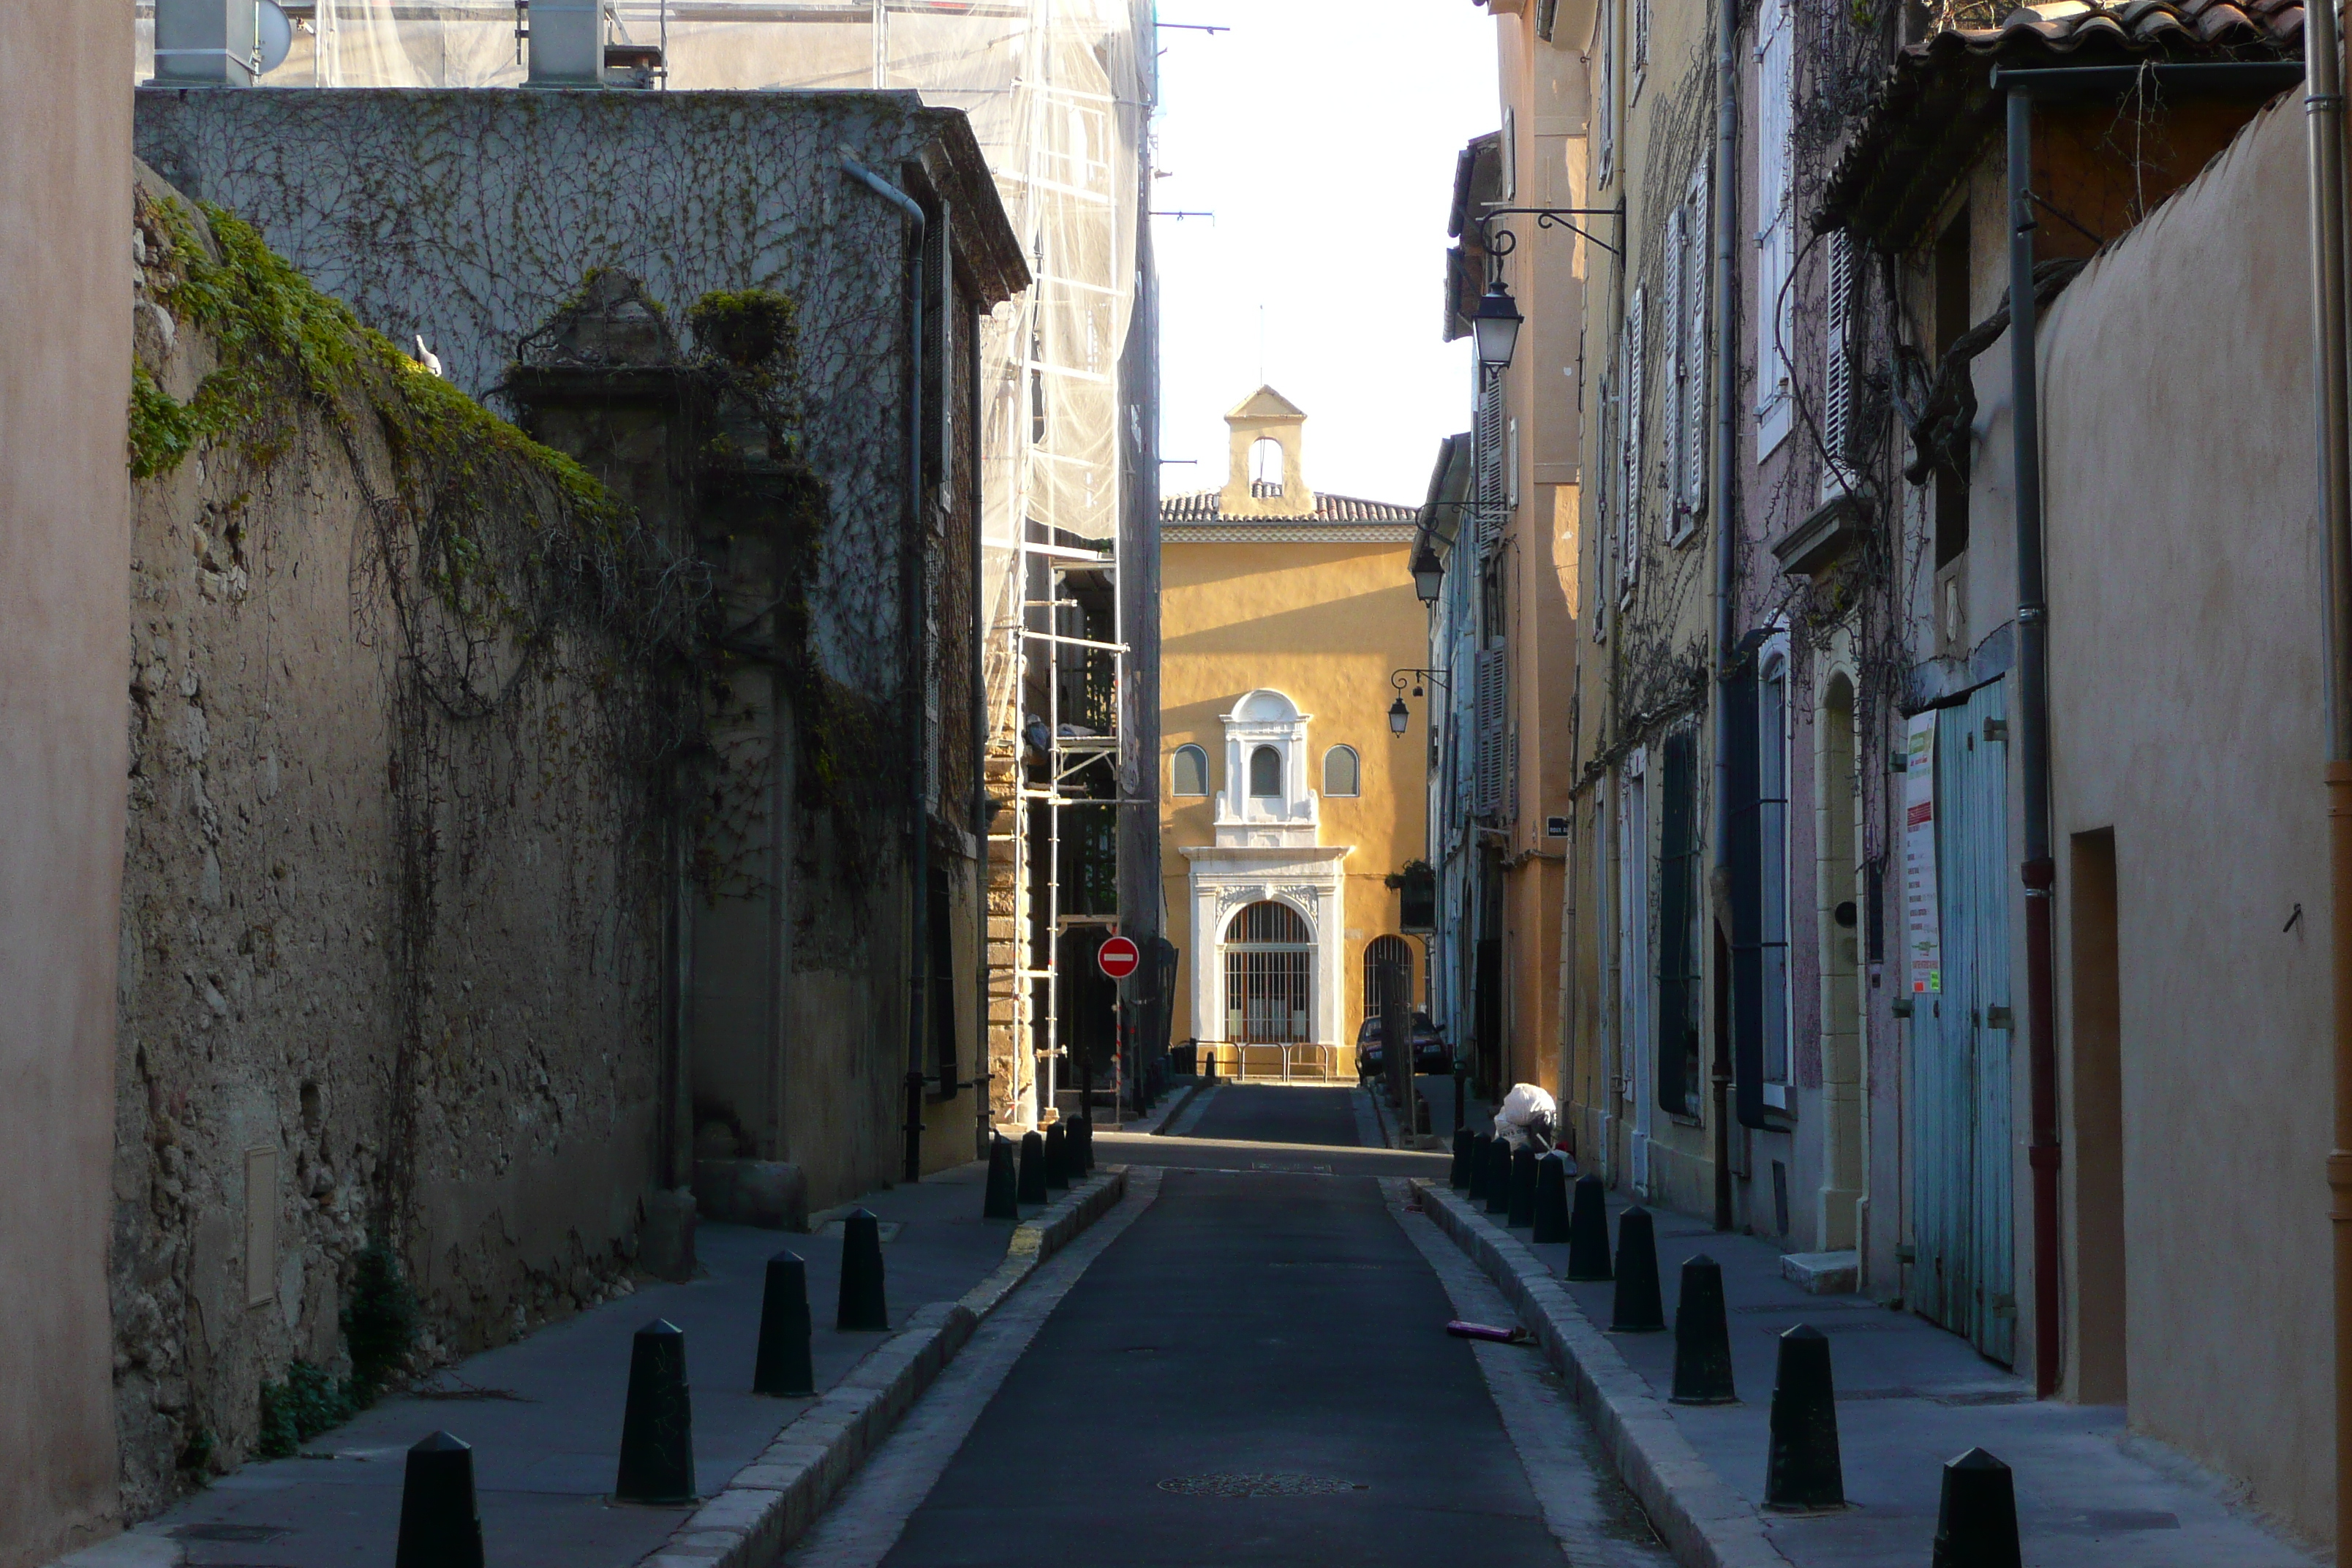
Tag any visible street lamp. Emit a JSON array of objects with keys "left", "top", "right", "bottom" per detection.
[
  {"left": 1470, "top": 279, "right": 1523, "bottom": 370},
  {"left": 1387, "top": 668, "right": 1448, "bottom": 739},
  {"left": 1411, "top": 546, "right": 1444, "bottom": 604}
]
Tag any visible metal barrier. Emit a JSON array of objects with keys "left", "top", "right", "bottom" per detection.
[{"left": 1218, "top": 1042, "right": 1340, "bottom": 1082}]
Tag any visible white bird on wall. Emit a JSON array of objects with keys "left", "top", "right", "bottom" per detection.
[{"left": 413, "top": 334, "right": 443, "bottom": 378}]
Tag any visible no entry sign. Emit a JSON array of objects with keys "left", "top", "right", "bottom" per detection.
[{"left": 1096, "top": 935, "right": 1141, "bottom": 981}]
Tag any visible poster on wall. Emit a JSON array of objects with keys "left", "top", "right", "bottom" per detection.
[{"left": 1902, "top": 710, "right": 1942, "bottom": 995}]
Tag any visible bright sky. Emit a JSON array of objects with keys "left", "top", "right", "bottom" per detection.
[{"left": 1150, "top": 2, "right": 1498, "bottom": 509}]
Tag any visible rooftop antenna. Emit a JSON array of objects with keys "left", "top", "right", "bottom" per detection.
[{"left": 1257, "top": 304, "right": 1264, "bottom": 385}]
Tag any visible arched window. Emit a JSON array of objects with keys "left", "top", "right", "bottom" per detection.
[
  {"left": 1362, "top": 935, "right": 1414, "bottom": 1014},
  {"left": 1323, "top": 745, "right": 1360, "bottom": 797},
  {"left": 1224, "top": 900, "right": 1313, "bottom": 1043},
  {"left": 1248, "top": 744, "right": 1283, "bottom": 797},
  {"left": 1250, "top": 436, "right": 1285, "bottom": 489},
  {"left": 1171, "top": 744, "right": 1208, "bottom": 796}
]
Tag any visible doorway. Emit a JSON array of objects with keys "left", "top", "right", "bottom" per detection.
[
  {"left": 2069, "top": 828, "right": 2127, "bottom": 1404},
  {"left": 1910, "top": 682, "right": 2016, "bottom": 1365},
  {"left": 1817, "top": 675, "right": 1863, "bottom": 1249}
]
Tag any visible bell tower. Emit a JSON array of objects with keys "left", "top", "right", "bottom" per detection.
[{"left": 1217, "top": 385, "right": 1316, "bottom": 519}]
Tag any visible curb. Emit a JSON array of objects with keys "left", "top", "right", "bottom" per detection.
[
  {"left": 1414, "top": 1179, "right": 1791, "bottom": 1568},
  {"left": 1147, "top": 1079, "right": 1207, "bottom": 1136},
  {"left": 643, "top": 1167, "right": 1130, "bottom": 1568}
]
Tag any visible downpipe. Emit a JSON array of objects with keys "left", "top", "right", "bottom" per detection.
[
  {"left": 1709, "top": 0, "right": 1740, "bottom": 1234},
  {"left": 2002, "top": 88, "right": 2064, "bottom": 1403},
  {"left": 2304, "top": 0, "right": 2352, "bottom": 1545},
  {"left": 842, "top": 154, "right": 932, "bottom": 1184}
]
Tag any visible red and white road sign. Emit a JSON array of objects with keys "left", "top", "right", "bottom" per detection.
[{"left": 1096, "top": 935, "right": 1141, "bottom": 980}]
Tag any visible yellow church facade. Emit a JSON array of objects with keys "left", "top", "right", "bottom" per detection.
[{"left": 1159, "top": 388, "right": 1431, "bottom": 1079}]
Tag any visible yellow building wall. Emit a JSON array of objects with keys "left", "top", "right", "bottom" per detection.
[{"left": 1159, "top": 538, "right": 1431, "bottom": 1074}]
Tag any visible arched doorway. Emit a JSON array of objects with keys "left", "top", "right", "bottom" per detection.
[
  {"left": 1818, "top": 673, "right": 1864, "bottom": 1249},
  {"left": 1222, "top": 900, "right": 1316, "bottom": 1078}
]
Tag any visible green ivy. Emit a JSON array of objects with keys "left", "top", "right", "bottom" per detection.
[
  {"left": 255, "top": 1362, "right": 353, "bottom": 1459},
  {"left": 342, "top": 1235, "right": 420, "bottom": 1403}
]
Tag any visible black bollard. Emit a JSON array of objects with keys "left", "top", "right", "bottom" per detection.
[
  {"left": 751, "top": 1251, "right": 815, "bottom": 1397},
  {"left": 1017, "top": 1131, "right": 1047, "bottom": 1204},
  {"left": 1763, "top": 1324, "right": 1845, "bottom": 1511},
  {"left": 836, "top": 1208, "right": 889, "bottom": 1332},
  {"left": 1931, "top": 1447, "right": 2021, "bottom": 1568},
  {"left": 984, "top": 1134, "right": 1019, "bottom": 1220},
  {"left": 1669, "top": 1254, "right": 1738, "bottom": 1404},
  {"left": 1531, "top": 1152, "right": 1571, "bottom": 1243},
  {"left": 396, "top": 1431, "right": 483, "bottom": 1568},
  {"left": 615, "top": 1319, "right": 696, "bottom": 1504},
  {"left": 1043, "top": 1121, "right": 1071, "bottom": 1190},
  {"left": 1609, "top": 1207, "right": 1665, "bottom": 1332},
  {"left": 1507, "top": 1143, "right": 1538, "bottom": 1227},
  {"left": 1484, "top": 1137, "right": 1512, "bottom": 1215},
  {"left": 1468, "top": 1132, "right": 1494, "bottom": 1202},
  {"left": 1564, "top": 1174, "right": 1613, "bottom": 1281},
  {"left": 1074, "top": 1115, "right": 1094, "bottom": 1173},
  {"left": 1450, "top": 1128, "right": 1474, "bottom": 1190}
]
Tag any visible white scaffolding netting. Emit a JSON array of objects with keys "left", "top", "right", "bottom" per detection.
[{"left": 133, "top": 0, "right": 1148, "bottom": 740}]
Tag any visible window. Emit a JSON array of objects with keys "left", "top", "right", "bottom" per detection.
[
  {"left": 1363, "top": 935, "right": 1414, "bottom": 1015},
  {"left": 1631, "top": 0, "right": 1650, "bottom": 100},
  {"left": 1250, "top": 436, "right": 1284, "bottom": 489},
  {"left": 1323, "top": 745, "right": 1360, "bottom": 797},
  {"left": 1596, "top": 0, "right": 1616, "bottom": 186},
  {"left": 1248, "top": 745, "right": 1283, "bottom": 797},
  {"left": 1682, "top": 165, "right": 1710, "bottom": 517},
  {"left": 1755, "top": 0, "right": 1794, "bottom": 455},
  {"left": 1656, "top": 728, "right": 1703, "bottom": 1117},
  {"left": 1933, "top": 211, "right": 1972, "bottom": 564},
  {"left": 1759, "top": 641, "right": 1792, "bottom": 1101},
  {"left": 1171, "top": 744, "right": 1208, "bottom": 796},
  {"left": 1620, "top": 287, "right": 1646, "bottom": 587}
]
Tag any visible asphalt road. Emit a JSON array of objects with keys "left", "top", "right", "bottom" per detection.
[{"left": 793, "top": 1087, "right": 1665, "bottom": 1567}]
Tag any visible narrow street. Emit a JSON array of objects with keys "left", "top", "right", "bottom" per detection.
[{"left": 787, "top": 1087, "right": 1668, "bottom": 1568}]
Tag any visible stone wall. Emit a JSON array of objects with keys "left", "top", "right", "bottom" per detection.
[{"left": 113, "top": 177, "right": 675, "bottom": 1514}]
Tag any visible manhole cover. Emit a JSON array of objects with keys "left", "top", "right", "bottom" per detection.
[{"left": 1157, "top": 1474, "right": 1365, "bottom": 1498}]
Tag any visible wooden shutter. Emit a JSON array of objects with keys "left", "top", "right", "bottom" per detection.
[
  {"left": 1474, "top": 647, "right": 1507, "bottom": 817},
  {"left": 1662, "top": 206, "right": 1685, "bottom": 512},
  {"left": 1623, "top": 287, "right": 1646, "bottom": 584},
  {"left": 1756, "top": 3, "right": 1793, "bottom": 442},
  {"left": 1684, "top": 167, "right": 1710, "bottom": 515},
  {"left": 1475, "top": 368, "right": 1506, "bottom": 555},
  {"left": 1822, "top": 227, "right": 1855, "bottom": 495}
]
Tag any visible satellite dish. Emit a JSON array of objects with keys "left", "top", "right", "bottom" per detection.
[{"left": 255, "top": 1, "right": 293, "bottom": 75}]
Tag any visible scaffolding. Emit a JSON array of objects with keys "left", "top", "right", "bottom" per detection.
[{"left": 141, "top": 0, "right": 1157, "bottom": 1129}]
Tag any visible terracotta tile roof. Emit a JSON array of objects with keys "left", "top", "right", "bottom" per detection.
[
  {"left": 1820, "top": 0, "right": 2302, "bottom": 248},
  {"left": 1158, "top": 481, "right": 1420, "bottom": 524}
]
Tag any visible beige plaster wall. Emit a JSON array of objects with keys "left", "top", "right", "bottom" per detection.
[
  {"left": 1159, "top": 538, "right": 1430, "bottom": 1060},
  {"left": 2038, "top": 93, "right": 2329, "bottom": 1542},
  {"left": 0, "top": 7, "right": 134, "bottom": 1562}
]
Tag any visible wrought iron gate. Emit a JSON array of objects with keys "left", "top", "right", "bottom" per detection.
[
  {"left": 1911, "top": 682, "right": 2016, "bottom": 1365},
  {"left": 1222, "top": 901, "right": 1319, "bottom": 1079}
]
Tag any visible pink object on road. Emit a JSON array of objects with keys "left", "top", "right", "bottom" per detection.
[{"left": 1444, "top": 1320, "right": 1530, "bottom": 1344}]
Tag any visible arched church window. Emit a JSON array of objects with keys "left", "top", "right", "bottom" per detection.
[
  {"left": 1171, "top": 744, "right": 1208, "bottom": 796},
  {"left": 1248, "top": 745, "right": 1283, "bottom": 798},
  {"left": 1324, "top": 745, "right": 1360, "bottom": 797}
]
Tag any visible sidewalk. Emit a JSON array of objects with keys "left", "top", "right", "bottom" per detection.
[
  {"left": 86, "top": 1161, "right": 1115, "bottom": 1568},
  {"left": 1419, "top": 1179, "right": 2315, "bottom": 1568}
]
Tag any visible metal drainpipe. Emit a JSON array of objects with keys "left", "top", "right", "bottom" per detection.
[
  {"left": 968, "top": 303, "right": 992, "bottom": 1162},
  {"left": 2002, "top": 86, "right": 2064, "bottom": 1401},
  {"left": 2304, "top": 0, "right": 2352, "bottom": 1543},
  {"left": 842, "top": 154, "right": 931, "bottom": 1184},
  {"left": 1709, "top": 0, "right": 1740, "bottom": 1234}
]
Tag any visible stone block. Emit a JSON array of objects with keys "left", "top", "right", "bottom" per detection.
[
  {"left": 1780, "top": 1249, "right": 1859, "bottom": 1295},
  {"left": 641, "top": 1186, "right": 699, "bottom": 1281},
  {"left": 694, "top": 1159, "right": 807, "bottom": 1231}
]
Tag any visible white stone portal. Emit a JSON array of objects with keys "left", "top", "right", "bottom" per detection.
[{"left": 1181, "top": 688, "right": 1351, "bottom": 1058}]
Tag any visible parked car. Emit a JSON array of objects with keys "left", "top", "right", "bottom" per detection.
[{"left": 1357, "top": 1011, "right": 1451, "bottom": 1078}]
